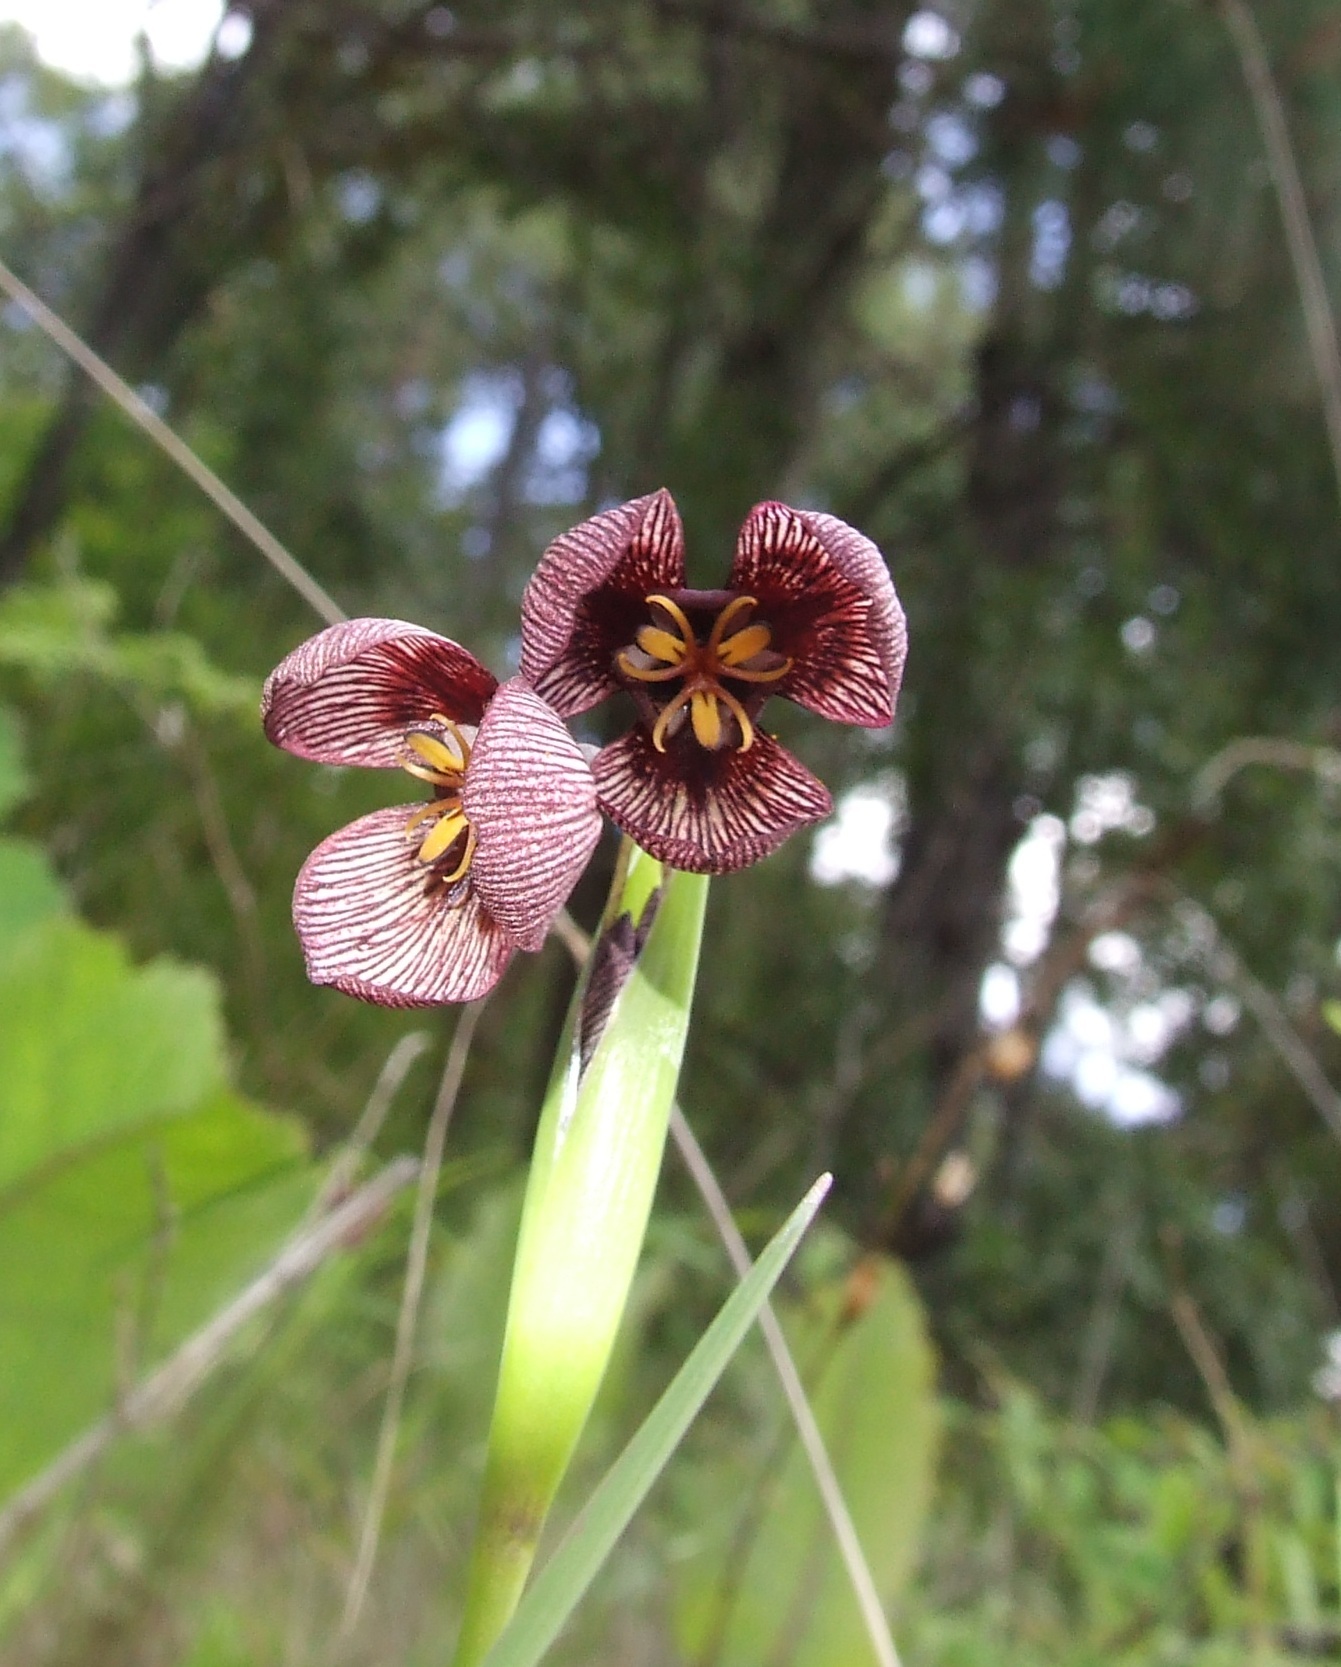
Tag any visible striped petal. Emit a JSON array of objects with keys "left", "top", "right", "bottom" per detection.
[
  {"left": 293, "top": 806, "right": 513, "bottom": 1005},
  {"left": 593, "top": 727, "right": 832, "bottom": 874},
  {"left": 262, "top": 619, "right": 498, "bottom": 767},
  {"left": 520, "top": 489, "right": 685, "bottom": 716},
  {"left": 729, "top": 503, "right": 907, "bottom": 727},
  {"left": 463, "top": 678, "right": 602, "bottom": 952}
]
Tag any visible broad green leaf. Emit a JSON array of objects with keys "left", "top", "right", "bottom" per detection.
[
  {"left": 0, "top": 709, "right": 26, "bottom": 819},
  {"left": 479, "top": 1174, "right": 832, "bottom": 1667},
  {"left": 673, "top": 1253, "right": 939, "bottom": 1667},
  {"left": 0, "top": 915, "right": 225, "bottom": 1194},
  {"left": 0, "top": 838, "right": 66, "bottom": 952},
  {"left": 0, "top": 893, "right": 314, "bottom": 1503},
  {"left": 0, "top": 1087, "right": 310, "bottom": 1498}
]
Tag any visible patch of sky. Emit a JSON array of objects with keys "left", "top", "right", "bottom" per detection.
[
  {"left": 437, "top": 369, "right": 523, "bottom": 503},
  {"left": 216, "top": 10, "right": 252, "bottom": 58},
  {"left": 85, "top": 89, "right": 135, "bottom": 138},
  {"left": 964, "top": 72, "right": 1005, "bottom": 108},
  {"left": 1046, "top": 134, "right": 1081, "bottom": 170},
  {"left": 825, "top": 375, "right": 867, "bottom": 414},
  {"left": 1213, "top": 1194, "right": 1247, "bottom": 1236},
  {"left": 0, "top": 74, "right": 71, "bottom": 195},
  {"left": 439, "top": 249, "right": 472, "bottom": 290},
  {"left": 1030, "top": 199, "right": 1070, "bottom": 290},
  {"left": 925, "top": 110, "right": 977, "bottom": 168},
  {"left": 897, "top": 59, "right": 934, "bottom": 98},
  {"left": 924, "top": 199, "right": 965, "bottom": 245},
  {"left": 916, "top": 162, "right": 952, "bottom": 203},
  {"left": 987, "top": 808, "right": 1192, "bottom": 1128},
  {"left": 1042, "top": 981, "right": 1182, "bottom": 1126},
  {"left": 959, "top": 254, "right": 997, "bottom": 310},
  {"left": 903, "top": 10, "right": 959, "bottom": 59},
  {"left": 809, "top": 774, "right": 906, "bottom": 888},
  {"left": 1093, "top": 200, "right": 1144, "bottom": 252},
  {"left": 1001, "top": 813, "right": 1065, "bottom": 964},
  {"left": 980, "top": 962, "right": 1021, "bottom": 1028},
  {"left": 524, "top": 404, "right": 600, "bottom": 506},
  {"left": 1070, "top": 771, "right": 1154, "bottom": 843},
  {"left": 1071, "top": 371, "right": 1119, "bottom": 416},
  {"left": 959, "top": 182, "right": 1004, "bottom": 237},
  {"left": 1121, "top": 615, "right": 1156, "bottom": 653},
  {"left": 902, "top": 262, "right": 939, "bottom": 309},
  {"left": 0, "top": 0, "right": 227, "bottom": 85},
  {"left": 336, "top": 171, "right": 382, "bottom": 225}
]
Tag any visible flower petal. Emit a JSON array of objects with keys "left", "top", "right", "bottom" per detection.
[
  {"left": 729, "top": 503, "right": 907, "bottom": 727},
  {"left": 262, "top": 619, "right": 498, "bottom": 767},
  {"left": 593, "top": 727, "right": 832, "bottom": 874},
  {"left": 463, "top": 678, "right": 602, "bottom": 951},
  {"left": 520, "top": 489, "right": 685, "bottom": 716},
  {"left": 294, "top": 806, "right": 513, "bottom": 1005}
]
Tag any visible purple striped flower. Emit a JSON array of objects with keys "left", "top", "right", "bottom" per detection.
[
  {"left": 262, "top": 620, "right": 601, "bottom": 1005},
  {"left": 520, "top": 490, "right": 907, "bottom": 873}
]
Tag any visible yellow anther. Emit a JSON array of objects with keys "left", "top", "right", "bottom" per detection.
[
  {"left": 717, "top": 622, "right": 773, "bottom": 665},
  {"left": 406, "top": 730, "right": 466, "bottom": 777},
  {"left": 617, "top": 647, "right": 686, "bottom": 683},
  {"left": 712, "top": 653, "right": 793, "bottom": 684},
  {"left": 636, "top": 624, "right": 688, "bottom": 664},
  {"left": 706, "top": 593, "right": 758, "bottom": 653},
  {"left": 416, "top": 805, "right": 471, "bottom": 866},
  {"left": 435, "top": 822, "right": 477, "bottom": 885},
  {"left": 405, "top": 799, "right": 450, "bottom": 834},
  {"left": 690, "top": 689, "right": 723, "bottom": 749},
  {"left": 645, "top": 593, "right": 696, "bottom": 647}
]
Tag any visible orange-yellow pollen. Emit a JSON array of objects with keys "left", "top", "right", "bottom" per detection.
[
  {"left": 617, "top": 593, "right": 791, "bottom": 754},
  {"left": 398, "top": 713, "right": 477, "bottom": 881}
]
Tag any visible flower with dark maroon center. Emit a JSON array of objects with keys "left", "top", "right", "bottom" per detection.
[
  {"left": 520, "top": 489, "right": 907, "bottom": 873},
  {"left": 262, "top": 619, "right": 601, "bottom": 1005}
]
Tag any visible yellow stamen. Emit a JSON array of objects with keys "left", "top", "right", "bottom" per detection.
[
  {"left": 714, "top": 683, "right": 756, "bottom": 751},
  {"left": 436, "top": 821, "right": 477, "bottom": 885},
  {"left": 706, "top": 593, "right": 758, "bottom": 653},
  {"left": 416, "top": 806, "right": 470, "bottom": 865},
  {"left": 636, "top": 624, "right": 687, "bottom": 664},
  {"left": 645, "top": 593, "right": 696, "bottom": 647},
  {"left": 401, "top": 758, "right": 460, "bottom": 788},
  {"left": 710, "top": 655, "right": 793, "bottom": 684},
  {"left": 650, "top": 684, "right": 695, "bottom": 753},
  {"left": 406, "top": 730, "right": 466, "bottom": 776},
  {"left": 690, "top": 689, "right": 723, "bottom": 749},
  {"left": 617, "top": 648, "right": 687, "bottom": 683},
  {"left": 621, "top": 591, "right": 781, "bottom": 754},
  {"left": 405, "top": 799, "right": 450, "bottom": 834},
  {"left": 717, "top": 622, "right": 773, "bottom": 665}
]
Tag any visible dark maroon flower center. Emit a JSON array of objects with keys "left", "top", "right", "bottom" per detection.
[
  {"left": 615, "top": 590, "right": 791, "bottom": 753},
  {"left": 398, "top": 716, "right": 477, "bottom": 888}
]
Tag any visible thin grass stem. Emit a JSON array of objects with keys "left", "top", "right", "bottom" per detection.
[
  {"left": 0, "top": 253, "right": 346, "bottom": 625},
  {"left": 669, "top": 1107, "right": 903, "bottom": 1667},
  {"left": 339, "top": 1000, "right": 487, "bottom": 1642},
  {"left": 1219, "top": 0, "right": 1341, "bottom": 514}
]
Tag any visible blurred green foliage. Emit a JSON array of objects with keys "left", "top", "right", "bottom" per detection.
[{"left": 1, "top": 0, "right": 1341, "bottom": 1659}]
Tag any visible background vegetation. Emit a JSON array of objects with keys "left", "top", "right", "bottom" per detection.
[{"left": 2, "top": 0, "right": 1341, "bottom": 1661}]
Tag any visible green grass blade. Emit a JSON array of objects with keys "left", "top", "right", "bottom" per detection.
[{"left": 479, "top": 1173, "right": 833, "bottom": 1667}]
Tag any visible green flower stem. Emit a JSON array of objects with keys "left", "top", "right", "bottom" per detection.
[{"left": 452, "top": 844, "right": 708, "bottom": 1666}]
